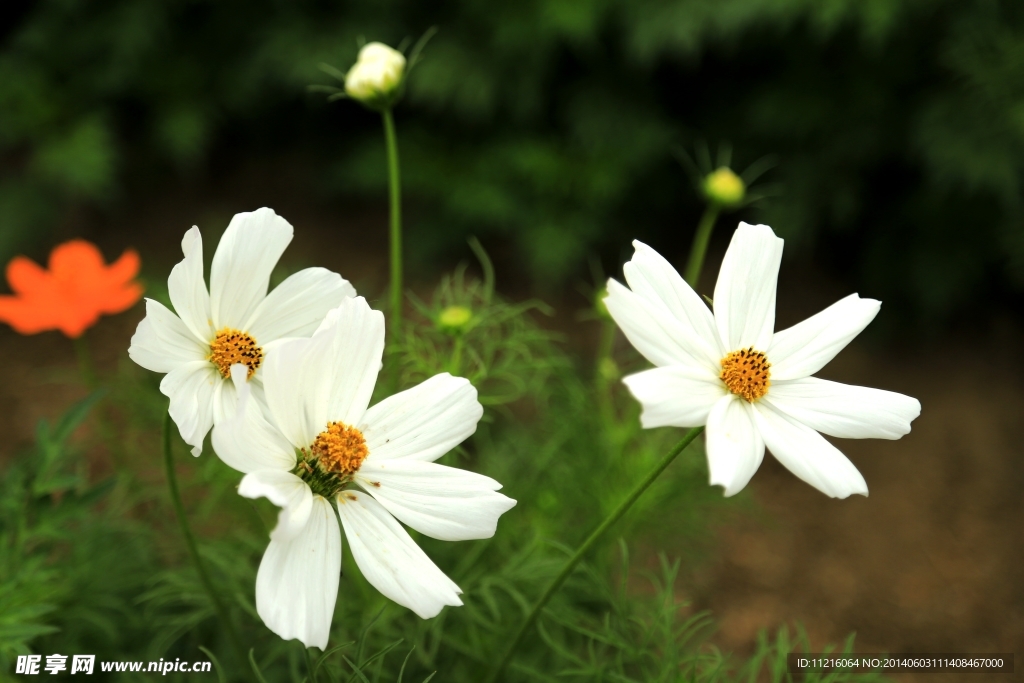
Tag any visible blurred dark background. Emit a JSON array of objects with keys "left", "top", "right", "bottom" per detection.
[
  {"left": 1, "top": 2, "right": 1023, "bottom": 673},
  {"left": 2, "top": 0, "right": 1023, "bottom": 333}
]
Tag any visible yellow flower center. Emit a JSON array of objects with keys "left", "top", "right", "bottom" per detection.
[
  {"left": 209, "top": 328, "right": 263, "bottom": 379},
  {"left": 311, "top": 422, "right": 369, "bottom": 477},
  {"left": 720, "top": 347, "right": 771, "bottom": 402},
  {"left": 294, "top": 421, "right": 369, "bottom": 498}
]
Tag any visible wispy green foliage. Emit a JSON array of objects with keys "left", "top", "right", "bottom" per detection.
[
  {"left": 393, "top": 241, "right": 564, "bottom": 408},
  {"left": 0, "top": 391, "right": 123, "bottom": 669}
]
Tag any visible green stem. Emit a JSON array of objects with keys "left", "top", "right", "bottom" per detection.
[
  {"left": 304, "top": 646, "right": 318, "bottom": 683},
  {"left": 486, "top": 426, "right": 705, "bottom": 683},
  {"left": 449, "top": 335, "right": 464, "bottom": 376},
  {"left": 73, "top": 335, "right": 97, "bottom": 388},
  {"left": 73, "top": 334, "right": 127, "bottom": 467},
  {"left": 682, "top": 205, "right": 720, "bottom": 289},
  {"left": 382, "top": 106, "right": 403, "bottom": 337},
  {"left": 594, "top": 320, "right": 618, "bottom": 435},
  {"left": 594, "top": 319, "right": 616, "bottom": 380},
  {"left": 162, "top": 411, "right": 248, "bottom": 669}
]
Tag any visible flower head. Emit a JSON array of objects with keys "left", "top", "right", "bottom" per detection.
[
  {"left": 128, "top": 207, "right": 356, "bottom": 457},
  {"left": 212, "top": 296, "right": 516, "bottom": 648},
  {"left": 437, "top": 304, "right": 473, "bottom": 335},
  {"left": 703, "top": 167, "right": 746, "bottom": 207},
  {"left": 345, "top": 42, "right": 406, "bottom": 108},
  {"left": 605, "top": 223, "right": 921, "bottom": 498},
  {"left": 0, "top": 240, "right": 142, "bottom": 338}
]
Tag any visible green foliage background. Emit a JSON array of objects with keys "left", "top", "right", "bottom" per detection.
[{"left": 2, "top": 0, "right": 1023, "bottom": 325}]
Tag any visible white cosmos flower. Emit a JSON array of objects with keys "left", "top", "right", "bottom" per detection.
[
  {"left": 605, "top": 222, "right": 921, "bottom": 499},
  {"left": 128, "top": 207, "right": 356, "bottom": 457},
  {"left": 211, "top": 296, "right": 516, "bottom": 649}
]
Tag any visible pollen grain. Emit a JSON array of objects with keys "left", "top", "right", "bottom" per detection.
[
  {"left": 209, "top": 328, "right": 263, "bottom": 379},
  {"left": 720, "top": 347, "right": 771, "bottom": 402}
]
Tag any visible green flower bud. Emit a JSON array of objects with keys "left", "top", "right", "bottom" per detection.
[
  {"left": 598, "top": 357, "right": 620, "bottom": 382},
  {"left": 437, "top": 305, "right": 473, "bottom": 334},
  {"left": 703, "top": 167, "right": 746, "bottom": 208},
  {"left": 345, "top": 42, "right": 406, "bottom": 109}
]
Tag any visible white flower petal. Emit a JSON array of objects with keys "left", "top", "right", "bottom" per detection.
[
  {"left": 767, "top": 294, "right": 881, "bottom": 381},
  {"left": 354, "top": 460, "right": 516, "bottom": 541},
  {"left": 128, "top": 298, "right": 207, "bottom": 373},
  {"left": 752, "top": 401, "right": 868, "bottom": 499},
  {"left": 336, "top": 491, "right": 462, "bottom": 619},
  {"left": 211, "top": 366, "right": 297, "bottom": 474},
  {"left": 160, "top": 361, "right": 220, "bottom": 457},
  {"left": 621, "top": 365, "right": 726, "bottom": 429},
  {"left": 254, "top": 496, "right": 340, "bottom": 649},
  {"left": 168, "top": 227, "right": 214, "bottom": 343},
  {"left": 604, "top": 279, "right": 717, "bottom": 372},
  {"left": 361, "top": 373, "right": 482, "bottom": 462},
  {"left": 211, "top": 368, "right": 238, "bottom": 425},
  {"left": 245, "top": 267, "right": 357, "bottom": 343},
  {"left": 239, "top": 470, "right": 315, "bottom": 541},
  {"left": 322, "top": 299, "right": 385, "bottom": 426},
  {"left": 210, "top": 208, "right": 293, "bottom": 330},
  {"left": 262, "top": 334, "right": 331, "bottom": 449},
  {"left": 706, "top": 395, "right": 765, "bottom": 496},
  {"left": 264, "top": 297, "right": 384, "bottom": 448},
  {"left": 246, "top": 373, "right": 272, "bottom": 412},
  {"left": 622, "top": 241, "right": 723, "bottom": 364},
  {"left": 260, "top": 337, "right": 300, "bottom": 354},
  {"left": 766, "top": 377, "right": 921, "bottom": 440},
  {"left": 713, "top": 223, "right": 784, "bottom": 351}
]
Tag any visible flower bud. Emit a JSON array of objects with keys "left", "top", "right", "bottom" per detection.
[
  {"left": 345, "top": 42, "right": 406, "bottom": 108},
  {"left": 437, "top": 305, "right": 473, "bottom": 335},
  {"left": 703, "top": 167, "right": 746, "bottom": 208},
  {"left": 598, "top": 357, "right": 620, "bottom": 382}
]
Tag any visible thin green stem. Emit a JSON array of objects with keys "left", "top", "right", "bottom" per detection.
[
  {"left": 304, "top": 646, "right": 318, "bottom": 683},
  {"left": 594, "top": 320, "right": 618, "bottom": 436},
  {"left": 486, "top": 426, "right": 705, "bottom": 683},
  {"left": 73, "top": 334, "right": 127, "bottom": 467},
  {"left": 73, "top": 335, "right": 97, "bottom": 388},
  {"left": 382, "top": 106, "right": 403, "bottom": 337},
  {"left": 594, "top": 319, "right": 616, "bottom": 380},
  {"left": 449, "top": 335, "right": 464, "bottom": 376},
  {"left": 682, "top": 205, "right": 720, "bottom": 289},
  {"left": 162, "top": 411, "right": 248, "bottom": 669}
]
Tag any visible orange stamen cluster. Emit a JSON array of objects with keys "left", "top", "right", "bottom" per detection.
[
  {"left": 209, "top": 329, "right": 263, "bottom": 378},
  {"left": 720, "top": 347, "right": 771, "bottom": 402},
  {"left": 310, "top": 422, "right": 369, "bottom": 477}
]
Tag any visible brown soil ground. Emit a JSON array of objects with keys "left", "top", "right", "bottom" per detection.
[{"left": 1, "top": 168, "right": 1020, "bottom": 683}]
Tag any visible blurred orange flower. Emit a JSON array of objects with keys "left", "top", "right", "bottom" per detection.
[{"left": 0, "top": 239, "right": 143, "bottom": 338}]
